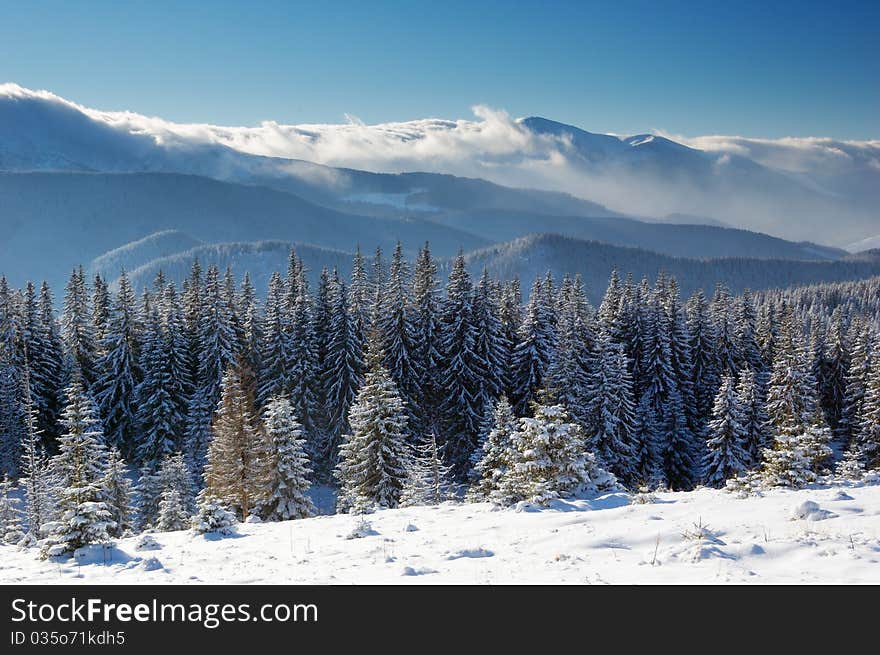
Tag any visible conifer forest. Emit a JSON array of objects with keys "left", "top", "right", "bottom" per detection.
[{"left": 1, "top": 242, "right": 878, "bottom": 560}]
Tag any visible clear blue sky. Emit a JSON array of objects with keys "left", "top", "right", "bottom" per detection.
[{"left": 1, "top": 0, "right": 877, "bottom": 138}]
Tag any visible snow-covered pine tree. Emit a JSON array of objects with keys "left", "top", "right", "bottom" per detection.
[
  {"left": 156, "top": 485, "right": 190, "bottom": 532},
  {"left": 498, "top": 277, "right": 523, "bottom": 399},
  {"left": 632, "top": 395, "right": 662, "bottom": 487},
  {"left": 160, "top": 282, "right": 192, "bottom": 417},
  {"left": 101, "top": 447, "right": 134, "bottom": 538},
  {"left": 734, "top": 289, "right": 764, "bottom": 374},
  {"left": 686, "top": 289, "right": 720, "bottom": 435},
  {"left": 182, "top": 259, "right": 204, "bottom": 393},
  {"left": 348, "top": 245, "right": 371, "bottom": 339},
  {"left": 597, "top": 269, "right": 623, "bottom": 337},
  {"left": 257, "top": 272, "right": 291, "bottom": 405},
  {"left": 43, "top": 375, "right": 113, "bottom": 555},
  {"left": 585, "top": 330, "right": 637, "bottom": 486},
  {"left": 468, "top": 396, "right": 519, "bottom": 503},
  {"left": 840, "top": 323, "right": 874, "bottom": 445},
  {"left": 0, "top": 475, "right": 23, "bottom": 544},
  {"left": 510, "top": 276, "right": 555, "bottom": 415},
  {"left": 499, "top": 399, "right": 616, "bottom": 506},
  {"left": 260, "top": 396, "right": 315, "bottom": 521},
  {"left": 377, "top": 243, "right": 422, "bottom": 439},
  {"left": 195, "top": 265, "right": 240, "bottom": 410},
  {"left": 856, "top": 352, "right": 880, "bottom": 469},
  {"left": 135, "top": 463, "right": 162, "bottom": 532},
  {"left": 401, "top": 431, "right": 453, "bottom": 507},
  {"left": 437, "top": 252, "right": 483, "bottom": 475},
  {"left": 60, "top": 267, "right": 97, "bottom": 389},
  {"left": 661, "top": 277, "right": 700, "bottom": 489},
  {"left": 191, "top": 489, "right": 238, "bottom": 535},
  {"left": 182, "top": 390, "right": 214, "bottom": 486},
  {"left": 238, "top": 272, "right": 262, "bottom": 380},
  {"left": 761, "top": 307, "right": 831, "bottom": 488},
  {"left": 19, "top": 361, "right": 52, "bottom": 540},
  {"left": 545, "top": 275, "right": 593, "bottom": 427},
  {"left": 710, "top": 283, "right": 738, "bottom": 377},
  {"left": 703, "top": 375, "right": 749, "bottom": 487},
  {"left": 735, "top": 367, "right": 770, "bottom": 466},
  {"left": 22, "top": 282, "right": 63, "bottom": 447},
  {"left": 320, "top": 273, "right": 363, "bottom": 474},
  {"left": 470, "top": 268, "right": 507, "bottom": 425},
  {"left": 286, "top": 268, "right": 320, "bottom": 455},
  {"left": 637, "top": 278, "right": 678, "bottom": 488},
  {"left": 335, "top": 334, "right": 411, "bottom": 513},
  {"left": 203, "top": 362, "right": 270, "bottom": 520},
  {"left": 412, "top": 243, "right": 443, "bottom": 435},
  {"left": 91, "top": 274, "right": 110, "bottom": 356},
  {"left": 0, "top": 360, "right": 24, "bottom": 476},
  {"left": 135, "top": 305, "right": 183, "bottom": 465}
]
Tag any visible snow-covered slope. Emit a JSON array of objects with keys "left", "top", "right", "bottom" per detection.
[{"left": 2, "top": 483, "right": 878, "bottom": 584}]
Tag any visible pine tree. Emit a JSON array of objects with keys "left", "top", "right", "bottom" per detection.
[
  {"left": 632, "top": 394, "right": 662, "bottom": 487},
  {"left": 545, "top": 275, "right": 593, "bottom": 426},
  {"left": 348, "top": 246, "right": 371, "bottom": 338},
  {"left": 157, "top": 486, "right": 190, "bottom": 532},
  {"left": 191, "top": 489, "right": 237, "bottom": 535},
  {"left": 710, "top": 283, "right": 738, "bottom": 377},
  {"left": 0, "top": 475, "right": 24, "bottom": 544},
  {"left": 412, "top": 243, "right": 443, "bottom": 434},
  {"left": 470, "top": 269, "right": 506, "bottom": 425},
  {"left": 155, "top": 453, "right": 196, "bottom": 533},
  {"left": 377, "top": 243, "right": 422, "bottom": 439},
  {"left": 196, "top": 265, "right": 239, "bottom": 409},
  {"left": 498, "top": 277, "right": 523, "bottom": 399},
  {"left": 510, "top": 276, "right": 555, "bottom": 415},
  {"left": 60, "top": 267, "right": 97, "bottom": 389},
  {"left": 203, "top": 362, "right": 270, "bottom": 521},
  {"left": 320, "top": 274, "right": 363, "bottom": 473},
  {"left": 437, "top": 253, "right": 483, "bottom": 474},
  {"left": 101, "top": 447, "right": 134, "bottom": 538},
  {"left": 585, "top": 331, "right": 637, "bottom": 485},
  {"left": 261, "top": 396, "right": 315, "bottom": 520},
  {"left": 840, "top": 324, "right": 874, "bottom": 443},
  {"left": 286, "top": 268, "right": 320, "bottom": 453},
  {"left": 22, "top": 281, "right": 63, "bottom": 446},
  {"left": 468, "top": 396, "right": 519, "bottom": 502},
  {"left": 335, "top": 336, "right": 411, "bottom": 513},
  {"left": 686, "top": 289, "right": 720, "bottom": 433},
  {"left": 94, "top": 271, "right": 140, "bottom": 457},
  {"left": 734, "top": 289, "right": 763, "bottom": 373},
  {"left": 135, "top": 463, "right": 162, "bottom": 532},
  {"left": 43, "top": 376, "right": 112, "bottom": 555},
  {"left": 703, "top": 375, "right": 749, "bottom": 487},
  {"left": 856, "top": 353, "right": 880, "bottom": 468},
  {"left": 402, "top": 431, "right": 453, "bottom": 507},
  {"left": 761, "top": 309, "right": 832, "bottom": 487},
  {"left": 238, "top": 272, "right": 262, "bottom": 379},
  {"left": 663, "top": 278, "right": 700, "bottom": 489},
  {"left": 499, "top": 400, "right": 616, "bottom": 506},
  {"left": 0, "top": 361, "right": 24, "bottom": 476},
  {"left": 135, "top": 305, "right": 183, "bottom": 464},
  {"left": 257, "top": 271, "right": 291, "bottom": 405},
  {"left": 91, "top": 274, "right": 110, "bottom": 350},
  {"left": 19, "top": 361, "right": 51, "bottom": 540},
  {"left": 735, "top": 367, "right": 770, "bottom": 465}
]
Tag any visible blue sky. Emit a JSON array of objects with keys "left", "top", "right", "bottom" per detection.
[{"left": 1, "top": 0, "right": 876, "bottom": 138}]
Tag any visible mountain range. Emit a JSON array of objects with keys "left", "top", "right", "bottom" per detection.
[{"left": 0, "top": 83, "right": 878, "bottom": 297}]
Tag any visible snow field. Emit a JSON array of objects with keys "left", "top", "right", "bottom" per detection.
[{"left": 2, "top": 482, "right": 878, "bottom": 585}]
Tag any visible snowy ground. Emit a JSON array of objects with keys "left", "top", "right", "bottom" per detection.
[{"left": 2, "top": 482, "right": 879, "bottom": 584}]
